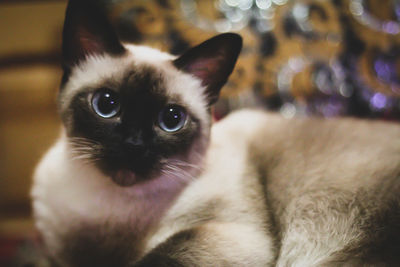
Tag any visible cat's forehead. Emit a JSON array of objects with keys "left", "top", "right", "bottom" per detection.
[
  {"left": 61, "top": 45, "right": 209, "bottom": 122},
  {"left": 65, "top": 45, "right": 173, "bottom": 88}
]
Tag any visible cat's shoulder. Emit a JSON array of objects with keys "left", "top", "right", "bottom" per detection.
[{"left": 212, "top": 109, "right": 282, "bottom": 139}]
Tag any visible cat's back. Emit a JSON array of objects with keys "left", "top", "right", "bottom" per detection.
[
  {"left": 213, "top": 109, "right": 400, "bottom": 197},
  {"left": 247, "top": 111, "right": 400, "bottom": 195},
  {"left": 215, "top": 108, "right": 400, "bottom": 163},
  {"left": 224, "top": 110, "right": 400, "bottom": 266}
]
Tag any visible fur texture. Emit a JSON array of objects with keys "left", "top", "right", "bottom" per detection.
[
  {"left": 32, "top": 1, "right": 400, "bottom": 266},
  {"left": 33, "top": 108, "right": 400, "bottom": 266}
]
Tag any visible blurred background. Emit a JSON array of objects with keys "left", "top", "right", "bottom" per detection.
[{"left": 2, "top": 0, "right": 400, "bottom": 265}]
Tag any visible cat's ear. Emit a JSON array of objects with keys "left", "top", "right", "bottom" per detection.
[
  {"left": 62, "top": 0, "right": 125, "bottom": 71},
  {"left": 173, "top": 33, "right": 242, "bottom": 105}
]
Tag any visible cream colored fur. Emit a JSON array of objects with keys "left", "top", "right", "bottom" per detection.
[
  {"left": 32, "top": 108, "right": 400, "bottom": 266},
  {"left": 32, "top": 41, "right": 400, "bottom": 266}
]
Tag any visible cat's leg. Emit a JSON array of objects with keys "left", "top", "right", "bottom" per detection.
[{"left": 133, "top": 222, "right": 275, "bottom": 267}]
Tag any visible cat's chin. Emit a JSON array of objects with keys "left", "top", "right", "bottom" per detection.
[{"left": 110, "top": 170, "right": 139, "bottom": 187}]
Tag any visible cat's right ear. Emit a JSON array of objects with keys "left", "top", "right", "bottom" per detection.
[{"left": 61, "top": 0, "right": 125, "bottom": 82}]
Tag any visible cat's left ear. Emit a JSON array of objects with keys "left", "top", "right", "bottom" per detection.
[
  {"left": 62, "top": 0, "right": 125, "bottom": 72},
  {"left": 173, "top": 33, "right": 242, "bottom": 105}
]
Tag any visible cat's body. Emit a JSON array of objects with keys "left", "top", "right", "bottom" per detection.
[
  {"left": 32, "top": 0, "right": 400, "bottom": 266},
  {"left": 33, "top": 107, "right": 400, "bottom": 266}
]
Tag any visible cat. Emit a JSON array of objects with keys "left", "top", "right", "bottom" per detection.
[{"left": 31, "top": 0, "right": 400, "bottom": 266}]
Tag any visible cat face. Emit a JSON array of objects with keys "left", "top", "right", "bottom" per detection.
[{"left": 58, "top": 0, "right": 242, "bottom": 186}]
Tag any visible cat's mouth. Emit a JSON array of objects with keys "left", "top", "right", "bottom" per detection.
[{"left": 110, "top": 170, "right": 138, "bottom": 187}]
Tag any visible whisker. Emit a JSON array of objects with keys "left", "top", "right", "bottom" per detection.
[
  {"left": 161, "top": 164, "right": 197, "bottom": 183},
  {"left": 165, "top": 158, "right": 203, "bottom": 170},
  {"left": 161, "top": 169, "right": 189, "bottom": 183},
  {"left": 67, "top": 137, "right": 102, "bottom": 165}
]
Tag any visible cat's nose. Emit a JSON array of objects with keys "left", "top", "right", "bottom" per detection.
[{"left": 124, "top": 136, "right": 144, "bottom": 147}]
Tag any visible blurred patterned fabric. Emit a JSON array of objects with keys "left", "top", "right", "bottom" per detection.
[{"left": 109, "top": 0, "right": 400, "bottom": 120}]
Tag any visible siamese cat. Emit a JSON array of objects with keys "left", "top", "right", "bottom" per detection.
[{"left": 31, "top": 0, "right": 400, "bottom": 266}]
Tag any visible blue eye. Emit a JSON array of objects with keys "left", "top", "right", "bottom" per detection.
[
  {"left": 92, "top": 89, "right": 120, "bottom": 118},
  {"left": 158, "top": 105, "right": 187, "bottom": 132}
]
